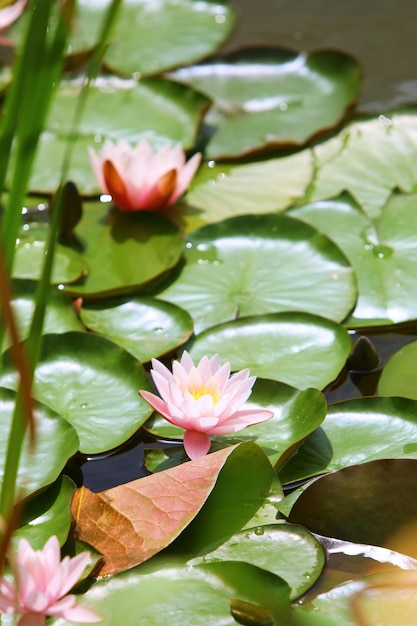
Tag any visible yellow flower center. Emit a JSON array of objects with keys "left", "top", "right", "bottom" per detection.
[{"left": 188, "top": 385, "right": 221, "bottom": 405}]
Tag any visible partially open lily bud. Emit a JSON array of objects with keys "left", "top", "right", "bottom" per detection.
[{"left": 88, "top": 139, "right": 201, "bottom": 212}]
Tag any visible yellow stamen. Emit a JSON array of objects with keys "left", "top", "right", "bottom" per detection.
[{"left": 188, "top": 385, "right": 220, "bottom": 404}]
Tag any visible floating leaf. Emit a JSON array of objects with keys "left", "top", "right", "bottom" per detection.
[
  {"left": 279, "top": 396, "right": 417, "bottom": 484},
  {"left": 310, "top": 112, "right": 417, "bottom": 220},
  {"left": 378, "top": 339, "right": 417, "bottom": 399},
  {"left": 13, "top": 476, "right": 75, "bottom": 549},
  {"left": 51, "top": 558, "right": 292, "bottom": 626},
  {"left": 186, "top": 150, "right": 314, "bottom": 224},
  {"left": 63, "top": 202, "right": 184, "bottom": 299},
  {"left": 71, "top": 442, "right": 275, "bottom": 576},
  {"left": 80, "top": 297, "right": 193, "bottom": 362},
  {"left": 2, "top": 279, "right": 84, "bottom": 352},
  {"left": 190, "top": 523, "right": 325, "bottom": 600},
  {"left": 0, "top": 388, "right": 79, "bottom": 500},
  {"left": 188, "top": 313, "right": 351, "bottom": 390},
  {"left": 27, "top": 77, "right": 209, "bottom": 195},
  {"left": 0, "top": 332, "right": 152, "bottom": 454},
  {"left": 13, "top": 239, "right": 86, "bottom": 284},
  {"left": 158, "top": 213, "right": 356, "bottom": 332},
  {"left": 171, "top": 47, "right": 362, "bottom": 158},
  {"left": 287, "top": 459, "right": 417, "bottom": 548},
  {"left": 291, "top": 193, "right": 417, "bottom": 327}
]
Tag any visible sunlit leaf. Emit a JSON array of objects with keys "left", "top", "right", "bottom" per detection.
[
  {"left": 1, "top": 279, "right": 84, "bottom": 352},
  {"left": 13, "top": 238, "right": 86, "bottom": 284},
  {"left": 186, "top": 150, "right": 313, "bottom": 225},
  {"left": 158, "top": 213, "right": 356, "bottom": 332},
  {"left": 171, "top": 47, "right": 362, "bottom": 158},
  {"left": 51, "top": 558, "right": 292, "bottom": 626},
  {"left": 378, "top": 338, "right": 417, "bottom": 399},
  {"left": 187, "top": 313, "right": 351, "bottom": 390},
  {"left": 189, "top": 523, "right": 325, "bottom": 600},
  {"left": 0, "top": 387, "right": 79, "bottom": 500},
  {"left": 291, "top": 193, "right": 417, "bottom": 327},
  {"left": 13, "top": 476, "right": 75, "bottom": 549},
  {"left": 310, "top": 112, "right": 417, "bottom": 220},
  {"left": 279, "top": 396, "right": 417, "bottom": 484},
  {"left": 0, "top": 332, "right": 152, "bottom": 454},
  {"left": 80, "top": 297, "right": 193, "bottom": 362},
  {"left": 63, "top": 202, "right": 184, "bottom": 299}
]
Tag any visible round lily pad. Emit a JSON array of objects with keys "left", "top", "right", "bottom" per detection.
[
  {"left": 0, "top": 332, "right": 153, "bottom": 454},
  {"left": 2, "top": 279, "right": 84, "bottom": 353},
  {"left": 291, "top": 193, "right": 417, "bottom": 327},
  {"left": 13, "top": 238, "right": 86, "bottom": 284},
  {"left": 190, "top": 523, "right": 325, "bottom": 600},
  {"left": 186, "top": 150, "right": 314, "bottom": 224},
  {"left": 158, "top": 213, "right": 356, "bottom": 333},
  {"left": 171, "top": 47, "right": 362, "bottom": 158},
  {"left": 63, "top": 202, "right": 184, "bottom": 299},
  {"left": 378, "top": 339, "right": 417, "bottom": 399},
  {"left": 310, "top": 111, "right": 417, "bottom": 220},
  {"left": 187, "top": 312, "right": 351, "bottom": 390},
  {"left": 80, "top": 297, "right": 194, "bottom": 362},
  {"left": 0, "top": 387, "right": 79, "bottom": 500},
  {"left": 279, "top": 396, "right": 417, "bottom": 485}
]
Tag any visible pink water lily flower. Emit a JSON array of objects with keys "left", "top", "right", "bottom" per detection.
[
  {"left": 0, "top": 536, "right": 102, "bottom": 626},
  {"left": 88, "top": 139, "right": 201, "bottom": 212},
  {"left": 0, "top": 0, "right": 26, "bottom": 31},
  {"left": 139, "top": 351, "right": 274, "bottom": 460}
]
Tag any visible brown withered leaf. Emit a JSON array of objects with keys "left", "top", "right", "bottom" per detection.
[{"left": 71, "top": 444, "right": 242, "bottom": 576}]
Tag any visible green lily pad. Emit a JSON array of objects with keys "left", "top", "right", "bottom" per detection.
[
  {"left": 187, "top": 313, "right": 351, "bottom": 390},
  {"left": 171, "top": 47, "right": 362, "bottom": 158},
  {"left": 80, "top": 297, "right": 193, "bottom": 362},
  {"left": 291, "top": 193, "right": 417, "bottom": 327},
  {"left": 279, "top": 396, "right": 417, "bottom": 485},
  {"left": 63, "top": 202, "right": 184, "bottom": 299},
  {"left": 51, "top": 558, "right": 292, "bottom": 626},
  {"left": 103, "top": 0, "right": 235, "bottom": 77},
  {"left": 38, "top": 0, "right": 235, "bottom": 78},
  {"left": 310, "top": 111, "right": 417, "bottom": 220},
  {"left": 158, "top": 213, "right": 356, "bottom": 333},
  {"left": 13, "top": 476, "right": 75, "bottom": 549},
  {"left": 190, "top": 523, "right": 325, "bottom": 600},
  {"left": 27, "top": 77, "right": 209, "bottom": 195},
  {"left": 145, "top": 378, "right": 326, "bottom": 470},
  {"left": 13, "top": 238, "right": 86, "bottom": 284},
  {"left": 0, "top": 332, "right": 152, "bottom": 454},
  {"left": 186, "top": 150, "right": 314, "bottom": 224},
  {"left": 378, "top": 338, "right": 417, "bottom": 399},
  {"left": 2, "top": 279, "right": 84, "bottom": 353},
  {"left": 0, "top": 387, "right": 79, "bottom": 500}
]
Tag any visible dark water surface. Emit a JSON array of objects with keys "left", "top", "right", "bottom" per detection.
[{"left": 227, "top": 0, "right": 417, "bottom": 112}]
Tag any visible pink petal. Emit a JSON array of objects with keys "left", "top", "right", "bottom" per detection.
[
  {"left": 55, "top": 551, "right": 91, "bottom": 596},
  {"left": 0, "top": 0, "right": 26, "bottom": 31},
  {"left": 208, "top": 408, "right": 274, "bottom": 435},
  {"left": 60, "top": 604, "right": 102, "bottom": 623},
  {"left": 183, "top": 430, "right": 211, "bottom": 459},
  {"left": 171, "top": 152, "right": 202, "bottom": 203},
  {"left": 138, "top": 390, "right": 179, "bottom": 425}
]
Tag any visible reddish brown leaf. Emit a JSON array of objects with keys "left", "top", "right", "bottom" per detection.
[{"left": 71, "top": 444, "right": 242, "bottom": 576}]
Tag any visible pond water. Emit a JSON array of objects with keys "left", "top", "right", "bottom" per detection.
[{"left": 227, "top": 0, "right": 417, "bottom": 113}]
